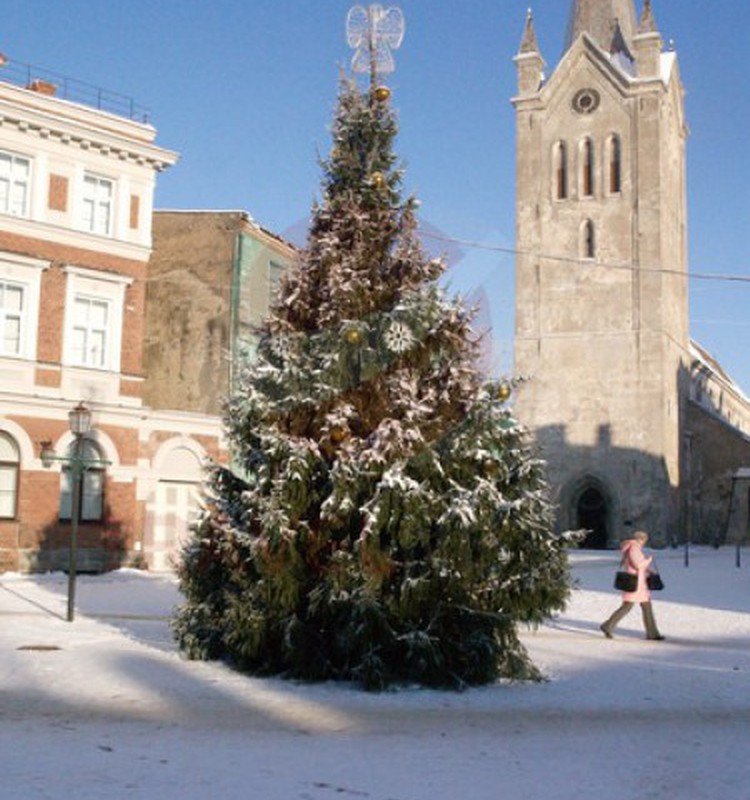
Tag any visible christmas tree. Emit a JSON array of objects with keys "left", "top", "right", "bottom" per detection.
[{"left": 173, "top": 67, "right": 575, "bottom": 690}]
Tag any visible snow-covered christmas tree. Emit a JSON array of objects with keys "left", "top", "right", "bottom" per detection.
[{"left": 173, "top": 10, "right": 575, "bottom": 689}]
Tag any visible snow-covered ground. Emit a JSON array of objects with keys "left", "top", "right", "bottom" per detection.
[{"left": 1, "top": 547, "right": 748, "bottom": 800}]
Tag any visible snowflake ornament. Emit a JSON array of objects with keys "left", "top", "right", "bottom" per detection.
[
  {"left": 269, "top": 333, "right": 295, "bottom": 361},
  {"left": 383, "top": 320, "right": 414, "bottom": 353}
]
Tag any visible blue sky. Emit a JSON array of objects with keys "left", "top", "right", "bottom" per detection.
[{"left": 4, "top": 1, "right": 748, "bottom": 389}]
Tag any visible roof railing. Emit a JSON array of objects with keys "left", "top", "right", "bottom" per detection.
[{"left": 0, "top": 52, "right": 150, "bottom": 124}]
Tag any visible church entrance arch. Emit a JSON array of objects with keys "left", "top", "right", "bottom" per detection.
[
  {"left": 562, "top": 475, "right": 616, "bottom": 549},
  {"left": 576, "top": 486, "right": 609, "bottom": 549}
]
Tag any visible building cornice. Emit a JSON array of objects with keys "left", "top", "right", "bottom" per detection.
[
  {"left": 63, "top": 263, "right": 135, "bottom": 287},
  {"left": 0, "top": 82, "right": 178, "bottom": 172},
  {"left": 0, "top": 250, "right": 50, "bottom": 270},
  {"left": 0, "top": 216, "right": 152, "bottom": 263}
]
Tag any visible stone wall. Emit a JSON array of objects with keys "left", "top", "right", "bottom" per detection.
[
  {"left": 686, "top": 402, "right": 750, "bottom": 545},
  {"left": 144, "top": 212, "right": 239, "bottom": 414}
]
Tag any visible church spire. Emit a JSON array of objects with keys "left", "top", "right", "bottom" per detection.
[{"left": 565, "top": 0, "right": 638, "bottom": 54}]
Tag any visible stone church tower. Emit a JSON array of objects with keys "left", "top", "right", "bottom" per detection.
[{"left": 512, "top": 1, "right": 689, "bottom": 547}]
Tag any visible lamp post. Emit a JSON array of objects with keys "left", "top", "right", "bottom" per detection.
[
  {"left": 683, "top": 431, "right": 693, "bottom": 568},
  {"left": 40, "top": 402, "right": 108, "bottom": 622}
]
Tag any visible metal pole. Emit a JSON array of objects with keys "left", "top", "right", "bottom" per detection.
[
  {"left": 67, "top": 434, "right": 83, "bottom": 622},
  {"left": 684, "top": 432, "right": 692, "bottom": 567}
]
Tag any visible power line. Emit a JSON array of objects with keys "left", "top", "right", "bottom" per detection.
[
  {"left": 418, "top": 227, "right": 750, "bottom": 382},
  {"left": 419, "top": 229, "right": 750, "bottom": 285}
]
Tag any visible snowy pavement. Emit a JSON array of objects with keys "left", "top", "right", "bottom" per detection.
[{"left": 1, "top": 548, "right": 749, "bottom": 800}]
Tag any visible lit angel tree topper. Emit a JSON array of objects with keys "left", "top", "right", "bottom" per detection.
[{"left": 173, "top": 5, "right": 576, "bottom": 689}]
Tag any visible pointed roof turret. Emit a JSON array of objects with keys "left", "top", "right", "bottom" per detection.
[
  {"left": 519, "top": 8, "right": 540, "bottom": 54},
  {"left": 565, "top": 0, "right": 638, "bottom": 54},
  {"left": 515, "top": 8, "right": 545, "bottom": 97},
  {"left": 632, "top": 0, "right": 663, "bottom": 78},
  {"left": 638, "top": 0, "right": 658, "bottom": 34}
]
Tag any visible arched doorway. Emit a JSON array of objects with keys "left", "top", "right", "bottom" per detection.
[
  {"left": 151, "top": 442, "right": 205, "bottom": 571},
  {"left": 576, "top": 486, "right": 609, "bottom": 549}
]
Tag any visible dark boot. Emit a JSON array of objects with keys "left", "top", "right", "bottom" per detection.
[
  {"left": 601, "top": 602, "right": 633, "bottom": 638},
  {"left": 641, "top": 602, "right": 664, "bottom": 640}
]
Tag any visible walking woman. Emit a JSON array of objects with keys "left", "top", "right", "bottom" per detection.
[{"left": 601, "top": 530, "right": 665, "bottom": 640}]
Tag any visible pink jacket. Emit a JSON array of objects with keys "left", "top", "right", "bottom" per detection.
[{"left": 620, "top": 538, "right": 653, "bottom": 603}]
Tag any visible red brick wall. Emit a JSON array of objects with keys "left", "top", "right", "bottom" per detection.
[
  {"left": 0, "top": 227, "right": 227, "bottom": 572},
  {"left": 104, "top": 425, "right": 139, "bottom": 465},
  {"left": 1, "top": 422, "right": 227, "bottom": 572},
  {"left": 0, "top": 230, "right": 147, "bottom": 378},
  {"left": 121, "top": 278, "right": 146, "bottom": 377},
  {"left": 21, "top": 418, "right": 65, "bottom": 451},
  {"left": 9, "top": 465, "right": 140, "bottom": 572},
  {"left": 0, "top": 420, "right": 144, "bottom": 571},
  {"left": 38, "top": 266, "right": 66, "bottom": 364},
  {"left": 34, "top": 367, "right": 62, "bottom": 387},
  {"left": 48, "top": 174, "right": 69, "bottom": 212},
  {"left": 16, "top": 470, "right": 62, "bottom": 547},
  {"left": 0, "top": 231, "right": 147, "bottom": 273},
  {"left": 0, "top": 521, "right": 20, "bottom": 571},
  {"left": 119, "top": 378, "right": 143, "bottom": 397},
  {"left": 129, "top": 195, "right": 140, "bottom": 230}
]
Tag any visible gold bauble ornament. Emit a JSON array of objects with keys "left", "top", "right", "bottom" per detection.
[
  {"left": 330, "top": 424, "right": 349, "bottom": 444},
  {"left": 373, "top": 85, "right": 391, "bottom": 102},
  {"left": 497, "top": 382, "right": 512, "bottom": 402},
  {"left": 344, "top": 328, "right": 363, "bottom": 345},
  {"left": 371, "top": 172, "right": 386, "bottom": 190}
]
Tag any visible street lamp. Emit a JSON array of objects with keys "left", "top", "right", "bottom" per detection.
[
  {"left": 40, "top": 402, "right": 108, "bottom": 622},
  {"left": 68, "top": 401, "right": 92, "bottom": 437}
]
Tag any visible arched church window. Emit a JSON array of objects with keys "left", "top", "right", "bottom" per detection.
[
  {"left": 607, "top": 135, "right": 622, "bottom": 194},
  {"left": 553, "top": 141, "right": 568, "bottom": 200},
  {"left": 581, "top": 137, "right": 595, "bottom": 197},
  {"left": 581, "top": 219, "right": 595, "bottom": 259}
]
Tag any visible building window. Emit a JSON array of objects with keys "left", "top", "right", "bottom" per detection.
[
  {"left": 81, "top": 174, "right": 113, "bottom": 235},
  {"left": 71, "top": 295, "right": 110, "bottom": 368},
  {"left": 0, "top": 432, "right": 19, "bottom": 519},
  {"left": 581, "top": 138, "right": 595, "bottom": 197},
  {"left": 0, "top": 280, "right": 24, "bottom": 356},
  {"left": 608, "top": 135, "right": 622, "bottom": 194},
  {"left": 553, "top": 141, "right": 568, "bottom": 200},
  {"left": 0, "top": 151, "right": 31, "bottom": 217},
  {"left": 581, "top": 220, "right": 595, "bottom": 259},
  {"left": 63, "top": 266, "right": 131, "bottom": 374},
  {"left": 0, "top": 253, "right": 47, "bottom": 360},
  {"left": 59, "top": 439, "right": 104, "bottom": 522}
]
